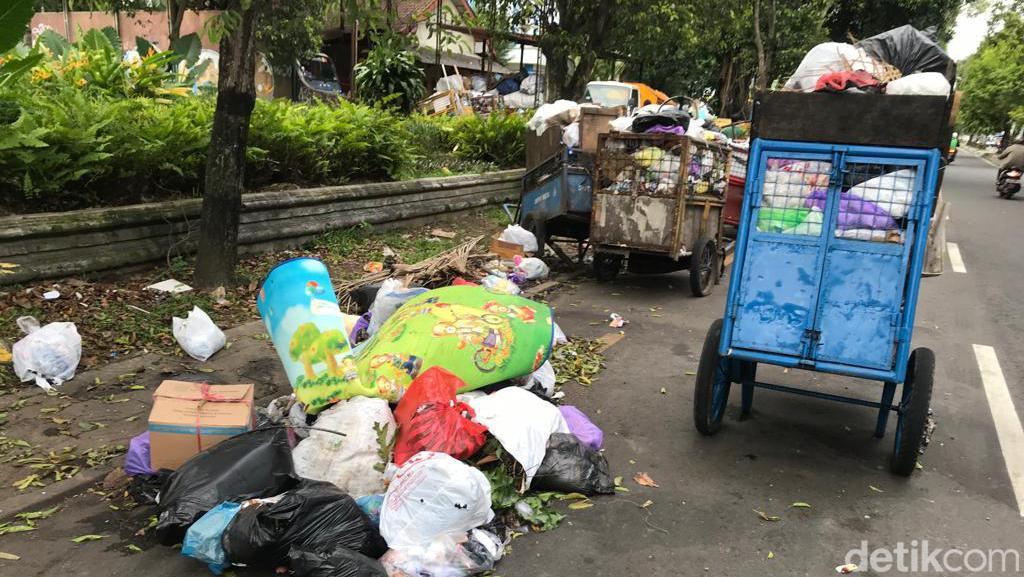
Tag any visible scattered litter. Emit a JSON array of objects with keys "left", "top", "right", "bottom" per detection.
[
  {"left": 42, "top": 290, "right": 61, "bottom": 300},
  {"left": 521, "top": 361, "right": 557, "bottom": 398},
  {"left": 172, "top": 306, "right": 226, "bottom": 362},
  {"left": 0, "top": 341, "right": 10, "bottom": 363},
  {"left": 380, "top": 528, "right": 504, "bottom": 577},
  {"left": 124, "top": 432, "right": 156, "bottom": 477},
  {"left": 633, "top": 472, "right": 659, "bottom": 488},
  {"left": 659, "top": 387, "right": 667, "bottom": 394},
  {"left": 290, "top": 544, "right": 387, "bottom": 577},
  {"left": 12, "top": 316, "right": 81, "bottom": 391},
  {"left": 146, "top": 279, "right": 193, "bottom": 294},
  {"left": 0, "top": 552, "right": 20, "bottom": 560},
  {"left": 480, "top": 274, "right": 521, "bottom": 295},
  {"left": 364, "top": 261, "right": 385, "bottom": 273},
  {"left": 514, "top": 256, "right": 549, "bottom": 280},
  {"left": 836, "top": 563, "right": 859, "bottom": 574},
  {"left": 768, "top": 551, "right": 775, "bottom": 559},
  {"left": 380, "top": 452, "right": 494, "bottom": 550},
  {"left": 868, "top": 485, "right": 885, "bottom": 493},
  {"left": 431, "top": 229, "right": 457, "bottom": 239},
  {"left": 608, "top": 313, "right": 627, "bottom": 328},
  {"left": 754, "top": 509, "right": 781, "bottom": 522},
  {"left": 498, "top": 224, "right": 538, "bottom": 253}
]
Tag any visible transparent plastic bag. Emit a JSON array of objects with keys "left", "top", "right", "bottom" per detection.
[
  {"left": 182, "top": 502, "right": 241, "bottom": 575},
  {"left": 498, "top": 225, "right": 538, "bottom": 253},
  {"left": 367, "top": 279, "right": 429, "bottom": 336},
  {"left": 292, "top": 396, "right": 396, "bottom": 498},
  {"left": 513, "top": 256, "right": 549, "bottom": 280},
  {"left": 380, "top": 529, "right": 504, "bottom": 577},
  {"left": 12, "top": 316, "right": 81, "bottom": 391},
  {"left": 172, "top": 306, "right": 225, "bottom": 362}
]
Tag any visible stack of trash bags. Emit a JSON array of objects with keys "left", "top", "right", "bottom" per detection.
[{"left": 124, "top": 257, "right": 612, "bottom": 577}]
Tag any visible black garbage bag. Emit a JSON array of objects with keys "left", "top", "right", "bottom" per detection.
[
  {"left": 128, "top": 469, "right": 172, "bottom": 506},
  {"left": 631, "top": 109, "right": 691, "bottom": 133},
  {"left": 222, "top": 480, "right": 387, "bottom": 568},
  {"left": 531, "top": 433, "right": 615, "bottom": 495},
  {"left": 155, "top": 427, "right": 295, "bottom": 545},
  {"left": 857, "top": 25, "right": 953, "bottom": 78},
  {"left": 289, "top": 545, "right": 388, "bottom": 577}
]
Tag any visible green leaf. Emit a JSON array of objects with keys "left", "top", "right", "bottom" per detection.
[
  {"left": 70, "top": 534, "right": 104, "bottom": 543},
  {"left": 0, "top": 524, "right": 35, "bottom": 536},
  {"left": 0, "top": 0, "right": 34, "bottom": 53},
  {"left": 790, "top": 502, "right": 812, "bottom": 509},
  {"left": 170, "top": 33, "right": 202, "bottom": 67},
  {"left": 0, "top": 551, "right": 20, "bottom": 560},
  {"left": 126, "top": 544, "right": 142, "bottom": 554},
  {"left": 16, "top": 505, "right": 60, "bottom": 520},
  {"left": 135, "top": 36, "right": 157, "bottom": 57}
]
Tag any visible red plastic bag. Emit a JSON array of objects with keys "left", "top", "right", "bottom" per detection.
[{"left": 393, "top": 367, "right": 488, "bottom": 466}]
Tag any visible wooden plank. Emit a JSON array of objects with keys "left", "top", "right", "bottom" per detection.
[
  {"left": 523, "top": 280, "right": 559, "bottom": 297},
  {"left": 594, "top": 332, "right": 625, "bottom": 353}
]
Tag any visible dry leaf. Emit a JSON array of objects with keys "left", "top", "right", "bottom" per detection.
[
  {"left": 868, "top": 485, "right": 884, "bottom": 493},
  {"left": 614, "top": 486, "right": 630, "bottom": 493},
  {"left": 568, "top": 500, "right": 593, "bottom": 510},
  {"left": 0, "top": 552, "right": 20, "bottom": 560},
  {"left": 754, "top": 509, "right": 781, "bottom": 522},
  {"left": 430, "top": 229, "right": 457, "bottom": 239},
  {"left": 633, "top": 472, "right": 659, "bottom": 488},
  {"left": 767, "top": 551, "right": 775, "bottom": 559},
  {"left": 613, "top": 476, "right": 623, "bottom": 486},
  {"left": 558, "top": 492, "right": 587, "bottom": 501},
  {"left": 640, "top": 499, "right": 654, "bottom": 508},
  {"left": 659, "top": 387, "right": 667, "bottom": 394},
  {"left": 685, "top": 370, "right": 697, "bottom": 376},
  {"left": 474, "top": 454, "right": 499, "bottom": 466}
]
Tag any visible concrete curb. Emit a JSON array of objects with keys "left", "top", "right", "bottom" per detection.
[{"left": 0, "top": 466, "right": 109, "bottom": 521}]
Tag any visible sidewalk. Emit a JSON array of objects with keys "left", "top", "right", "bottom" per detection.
[{"left": 0, "top": 321, "right": 286, "bottom": 519}]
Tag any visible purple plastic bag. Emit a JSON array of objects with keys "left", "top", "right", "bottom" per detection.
[
  {"left": 558, "top": 406, "right": 603, "bottom": 451},
  {"left": 645, "top": 125, "right": 686, "bottom": 136},
  {"left": 804, "top": 189, "right": 897, "bottom": 231},
  {"left": 124, "top": 431, "right": 156, "bottom": 476}
]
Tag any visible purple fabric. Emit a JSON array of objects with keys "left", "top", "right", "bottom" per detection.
[
  {"left": 124, "top": 432, "right": 156, "bottom": 476},
  {"left": 645, "top": 125, "right": 686, "bottom": 136},
  {"left": 349, "top": 313, "right": 371, "bottom": 345},
  {"left": 558, "top": 405, "right": 603, "bottom": 451},
  {"left": 804, "top": 189, "right": 897, "bottom": 230}
]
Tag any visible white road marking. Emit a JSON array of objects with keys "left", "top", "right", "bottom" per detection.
[
  {"left": 972, "top": 344, "right": 1024, "bottom": 516},
  {"left": 947, "top": 242, "right": 967, "bottom": 273}
]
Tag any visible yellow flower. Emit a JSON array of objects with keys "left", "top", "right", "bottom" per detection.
[
  {"left": 31, "top": 67, "right": 52, "bottom": 82},
  {"left": 76, "top": 78, "right": 87, "bottom": 87}
]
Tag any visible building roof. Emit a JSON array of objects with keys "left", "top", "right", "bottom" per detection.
[{"left": 395, "top": 0, "right": 475, "bottom": 28}]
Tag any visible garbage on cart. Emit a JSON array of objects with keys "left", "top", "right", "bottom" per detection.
[{"left": 128, "top": 257, "right": 616, "bottom": 577}]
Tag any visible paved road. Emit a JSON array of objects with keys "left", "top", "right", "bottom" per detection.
[{"left": 3, "top": 150, "right": 1023, "bottom": 576}]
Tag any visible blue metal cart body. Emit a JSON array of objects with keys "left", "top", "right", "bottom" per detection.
[{"left": 694, "top": 138, "right": 941, "bottom": 475}]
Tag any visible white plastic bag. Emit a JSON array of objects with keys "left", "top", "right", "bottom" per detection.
[
  {"left": 12, "top": 316, "right": 81, "bottom": 391},
  {"left": 480, "top": 275, "right": 521, "bottom": 296},
  {"left": 520, "top": 74, "right": 538, "bottom": 95},
  {"left": 435, "top": 74, "right": 464, "bottom": 92},
  {"left": 520, "top": 360, "right": 556, "bottom": 398},
  {"left": 172, "top": 306, "right": 225, "bottom": 362},
  {"left": 562, "top": 122, "right": 580, "bottom": 148},
  {"left": 468, "top": 387, "right": 570, "bottom": 486},
  {"left": 553, "top": 322, "right": 568, "bottom": 345},
  {"left": 609, "top": 115, "right": 634, "bottom": 133},
  {"left": 367, "top": 279, "right": 429, "bottom": 336},
  {"left": 380, "top": 529, "right": 504, "bottom": 577},
  {"left": 885, "top": 72, "right": 951, "bottom": 96},
  {"left": 514, "top": 256, "right": 549, "bottom": 280},
  {"left": 380, "top": 452, "right": 494, "bottom": 550},
  {"left": 848, "top": 169, "right": 916, "bottom": 218},
  {"left": 498, "top": 224, "right": 538, "bottom": 253},
  {"left": 784, "top": 42, "right": 880, "bottom": 91},
  {"left": 292, "top": 396, "right": 396, "bottom": 498},
  {"left": 526, "top": 100, "right": 581, "bottom": 136}
]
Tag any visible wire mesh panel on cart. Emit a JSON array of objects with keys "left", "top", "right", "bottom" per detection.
[
  {"left": 830, "top": 162, "right": 917, "bottom": 244},
  {"left": 592, "top": 133, "right": 729, "bottom": 256}
]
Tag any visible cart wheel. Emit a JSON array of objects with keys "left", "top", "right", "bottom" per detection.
[
  {"left": 890, "top": 348, "right": 934, "bottom": 476},
  {"left": 522, "top": 215, "right": 548, "bottom": 258},
  {"left": 694, "top": 318, "right": 731, "bottom": 435},
  {"left": 689, "top": 238, "right": 718, "bottom": 297},
  {"left": 593, "top": 253, "right": 622, "bottom": 282}
]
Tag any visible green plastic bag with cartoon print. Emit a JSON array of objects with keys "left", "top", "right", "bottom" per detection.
[{"left": 356, "top": 285, "right": 554, "bottom": 401}]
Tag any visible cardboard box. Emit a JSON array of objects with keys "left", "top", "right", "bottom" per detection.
[
  {"left": 148, "top": 381, "right": 254, "bottom": 470},
  {"left": 489, "top": 234, "right": 524, "bottom": 259}
]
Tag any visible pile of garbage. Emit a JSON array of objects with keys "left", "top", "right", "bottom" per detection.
[
  {"left": 120, "top": 249, "right": 608, "bottom": 576},
  {"left": 783, "top": 25, "right": 954, "bottom": 97}
]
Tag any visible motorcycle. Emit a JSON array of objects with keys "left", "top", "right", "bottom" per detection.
[{"left": 998, "top": 167, "right": 1022, "bottom": 199}]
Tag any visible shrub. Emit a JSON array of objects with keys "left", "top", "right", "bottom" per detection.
[{"left": 450, "top": 112, "right": 526, "bottom": 168}]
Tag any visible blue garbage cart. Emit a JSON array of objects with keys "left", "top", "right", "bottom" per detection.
[
  {"left": 516, "top": 147, "right": 594, "bottom": 262},
  {"left": 693, "top": 134, "right": 942, "bottom": 476}
]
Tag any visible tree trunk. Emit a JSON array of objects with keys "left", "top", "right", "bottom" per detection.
[
  {"left": 193, "top": 8, "right": 258, "bottom": 289},
  {"left": 752, "top": 0, "right": 767, "bottom": 92},
  {"left": 168, "top": 0, "right": 186, "bottom": 41},
  {"left": 717, "top": 53, "right": 735, "bottom": 118}
]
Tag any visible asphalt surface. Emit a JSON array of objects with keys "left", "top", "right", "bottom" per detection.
[{"left": 2, "top": 150, "right": 1023, "bottom": 576}]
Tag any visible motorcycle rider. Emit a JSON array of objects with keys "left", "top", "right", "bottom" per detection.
[{"left": 997, "top": 138, "right": 1024, "bottom": 173}]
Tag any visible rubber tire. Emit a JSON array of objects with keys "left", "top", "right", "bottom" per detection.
[
  {"left": 593, "top": 253, "right": 622, "bottom": 282},
  {"left": 689, "top": 238, "right": 718, "bottom": 297},
  {"left": 890, "top": 347, "right": 934, "bottom": 476},
  {"left": 522, "top": 215, "right": 547, "bottom": 257},
  {"left": 694, "top": 318, "right": 731, "bottom": 435}
]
